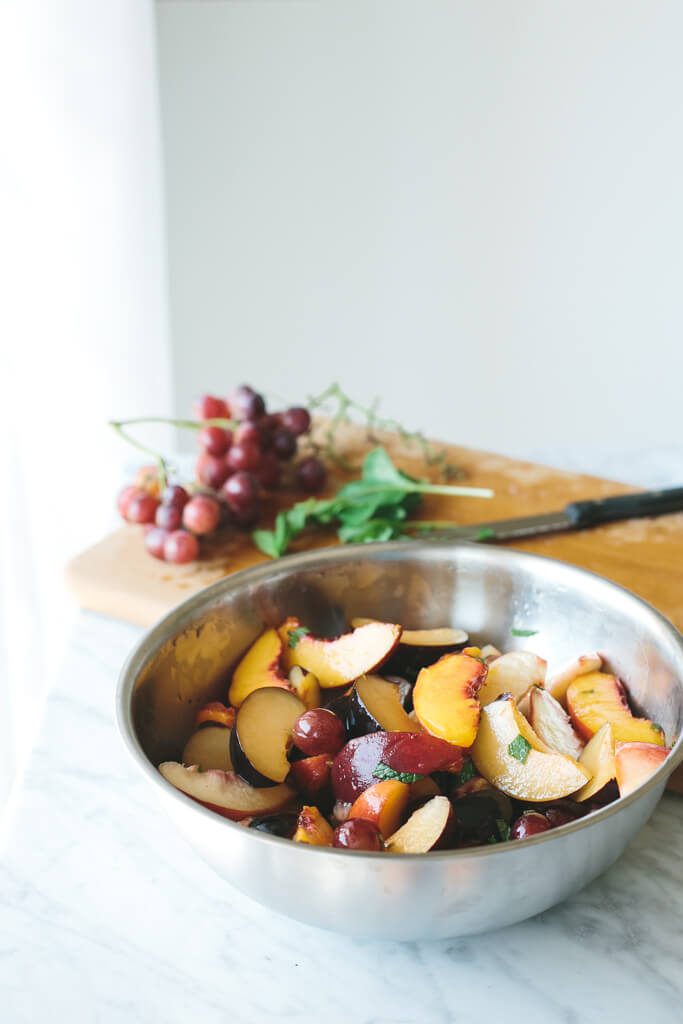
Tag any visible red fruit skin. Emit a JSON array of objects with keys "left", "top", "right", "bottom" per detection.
[
  {"left": 226, "top": 443, "right": 262, "bottom": 472},
  {"left": 199, "top": 425, "right": 232, "bottom": 456},
  {"left": 545, "top": 807, "right": 577, "bottom": 828},
  {"left": 163, "top": 530, "right": 200, "bottom": 564},
  {"left": 256, "top": 452, "right": 281, "bottom": 489},
  {"left": 289, "top": 754, "right": 332, "bottom": 797},
  {"left": 144, "top": 526, "right": 170, "bottom": 560},
  {"left": 510, "top": 812, "right": 552, "bottom": 840},
  {"left": 182, "top": 495, "right": 221, "bottom": 535},
  {"left": 161, "top": 484, "right": 190, "bottom": 509},
  {"left": 194, "top": 394, "right": 230, "bottom": 421},
  {"left": 331, "top": 732, "right": 464, "bottom": 804},
  {"left": 196, "top": 452, "right": 229, "bottom": 490},
  {"left": 333, "top": 818, "right": 382, "bottom": 851},
  {"left": 292, "top": 709, "right": 346, "bottom": 756},
  {"left": 126, "top": 493, "right": 160, "bottom": 524},
  {"left": 155, "top": 504, "right": 183, "bottom": 531},
  {"left": 117, "top": 484, "right": 142, "bottom": 519}
]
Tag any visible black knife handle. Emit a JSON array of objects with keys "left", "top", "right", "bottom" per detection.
[{"left": 565, "top": 487, "right": 683, "bottom": 530}]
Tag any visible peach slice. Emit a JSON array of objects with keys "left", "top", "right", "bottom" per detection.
[
  {"left": 350, "top": 675, "right": 414, "bottom": 734},
  {"left": 548, "top": 653, "right": 603, "bottom": 707},
  {"left": 293, "top": 805, "right": 334, "bottom": 846},
  {"left": 574, "top": 724, "right": 615, "bottom": 802},
  {"left": 182, "top": 726, "right": 234, "bottom": 772},
  {"left": 288, "top": 666, "right": 322, "bottom": 710},
  {"left": 158, "top": 762, "right": 295, "bottom": 820},
  {"left": 529, "top": 686, "right": 584, "bottom": 760},
  {"left": 350, "top": 618, "right": 467, "bottom": 649},
  {"left": 385, "top": 796, "right": 455, "bottom": 853},
  {"left": 282, "top": 621, "right": 401, "bottom": 688},
  {"left": 566, "top": 672, "right": 665, "bottom": 746},
  {"left": 471, "top": 694, "right": 590, "bottom": 801},
  {"left": 615, "top": 741, "right": 670, "bottom": 797},
  {"left": 413, "top": 653, "right": 487, "bottom": 748},
  {"left": 228, "top": 629, "right": 290, "bottom": 707},
  {"left": 195, "top": 701, "right": 236, "bottom": 729},
  {"left": 479, "top": 651, "right": 547, "bottom": 707},
  {"left": 348, "top": 779, "right": 410, "bottom": 837},
  {"left": 230, "top": 687, "right": 306, "bottom": 786}
]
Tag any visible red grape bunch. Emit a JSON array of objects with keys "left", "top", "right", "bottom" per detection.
[{"left": 116, "top": 385, "right": 328, "bottom": 564}]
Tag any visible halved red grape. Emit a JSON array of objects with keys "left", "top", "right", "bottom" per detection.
[
  {"left": 126, "top": 492, "right": 160, "bottom": 524},
  {"left": 145, "top": 526, "right": 170, "bottom": 560},
  {"left": 296, "top": 456, "right": 327, "bottom": 493},
  {"left": 226, "top": 443, "right": 262, "bottom": 472},
  {"left": 196, "top": 452, "right": 229, "bottom": 490},
  {"left": 272, "top": 427, "right": 296, "bottom": 460},
  {"left": 280, "top": 407, "right": 311, "bottom": 437},
  {"left": 164, "top": 529, "right": 200, "bottom": 564},
  {"left": 161, "top": 484, "right": 189, "bottom": 509},
  {"left": 510, "top": 812, "right": 552, "bottom": 840},
  {"left": 155, "top": 503, "right": 183, "bottom": 531},
  {"left": 194, "top": 394, "right": 229, "bottom": 421},
  {"left": 199, "top": 425, "right": 232, "bottom": 456},
  {"left": 183, "top": 495, "right": 221, "bottom": 535},
  {"left": 333, "top": 819, "right": 382, "bottom": 851},
  {"left": 292, "top": 709, "right": 346, "bottom": 757}
]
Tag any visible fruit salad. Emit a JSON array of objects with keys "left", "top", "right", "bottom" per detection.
[{"left": 158, "top": 618, "right": 671, "bottom": 853}]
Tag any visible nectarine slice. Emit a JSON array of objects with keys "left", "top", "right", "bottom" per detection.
[
  {"left": 293, "top": 805, "right": 334, "bottom": 846},
  {"left": 182, "top": 726, "right": 234, "bottom": 772},
  {"left": 471, "top": 695, "right": 590, "bottom": 801},
  {"left": 348, "top": 779, "right": 410, "bottom": 837},
  {"left": 331, "top": 731, "right": 463, "bottom": 803},
  {"left": 479, "top": 651, "right": 547, "bottom": 706},
  {"left": 288, "top": 666, "right": 322, "bottom": 710},
  {"left": 615, "top": 741, "right": 670, "bottom": 797},
  {"left": 413, "top": 653, "right": 487, "bottom": 748},
  {"left": 284, "top": 621, "right": 401, "bottom": 688},
  {"left": 231, "top": 687, "right": 306, "bottom": 786},
  {"left": 350, "top": 675, "right": 414, "bottom": 734},
  {"left": 228, "top": 629, "right": 291, "bottom": 707},
  {"left": 529, "top": 686, "right": 584, "bottom": 760},
  {"left": 195, "top": 701, "right": 236, "bottom": 729},
  {"left": 158, "top": 763, "right": 295, "bottom": 820},
  {"left": 385, "top": 796, "right": 454, "bottom": 853},
  {"left": 548, "top": 652, "right": 602, "bottom": 706},
  {"left": 566, "top": 672, "right": 665, "bottom": 746},
  {"left": 574, "top": 724, "right": 615, "bottom": 802},
  {"left": 350, "top": 618, "right": 467, "bottom": 649}
]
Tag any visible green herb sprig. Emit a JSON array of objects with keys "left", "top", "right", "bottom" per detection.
[
  {"left": 252, "top": 447, "right": 494, "bottom": 559},
  {"left": 372, "top": 761, "right": 424, "bottom": 784}
]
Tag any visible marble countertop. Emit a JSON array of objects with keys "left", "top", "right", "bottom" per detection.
[
  {"left": 4, "top": 444, "right": 683, "bottom": 1023},
  {"left": 2, "top": 611, "right": 683, "bottom": 1024}
]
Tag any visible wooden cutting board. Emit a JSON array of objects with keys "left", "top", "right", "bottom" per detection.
[{"left": 66, "top": 423, "right": 683, "bottom": 792}]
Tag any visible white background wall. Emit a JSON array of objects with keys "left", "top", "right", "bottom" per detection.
[{"left": 156, "top": 1, "right": 683, "bottom": 457}]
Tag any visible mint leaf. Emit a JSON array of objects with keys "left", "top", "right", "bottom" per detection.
[
  {"left": 372, "top": 761, "right": 424, "bottom": 784},
  {"left": 496, "top": 818, "right": 511, "bottom": 842},
  {"left": 361, "top": 447, "right": 418, "bottom": 488},
  {"left": 511, "top": 628, "right": 538, "bottom": 638},
  {"left": 507, "top": 735, "right": 532, "bottom": 763},
  {"left": 476, "top": 527, "right": 495, "bottom": 541},
  {"left": 287, "top": 626, "right": 310, "bottom": 649},
  {"left": 452, "top": 758, "right": 476, "bottom": 787},
  {"left": 252, "top": 529, "right": 282, "bottom": 559}
]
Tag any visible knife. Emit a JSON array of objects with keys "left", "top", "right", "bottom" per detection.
[{"left": 421, "top": 486, "right": 683, "bottom": 543}]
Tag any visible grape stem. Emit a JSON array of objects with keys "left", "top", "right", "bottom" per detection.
[
  {"left": 109, "top": 415, "right": 240, "bottom": 490},
  {"left": 306, "top": 382, "right": 462, "bottom": 480}
]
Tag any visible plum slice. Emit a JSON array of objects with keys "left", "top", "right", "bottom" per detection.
[
  {"left": 182, "top": 726, "right": 233, "bottom": 772},
  {"left": 349, "top": 675, "right": 414, "bottom": 735},
  {"left": 231, "top": 687, "right": 306, "bottom": 787},
  {"left": 385, "top": 796, "right": 455, "bottom": 853},
  {"left": 331, "top": 732, "right": 464, "bottom": 803},
  {"left": 158, "top": 763, "right": 295, "bottom": 820}
]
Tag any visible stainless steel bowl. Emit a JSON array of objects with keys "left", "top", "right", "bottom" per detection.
[{"left": 116, "top": 542, "right": 683, "bottom": 940}]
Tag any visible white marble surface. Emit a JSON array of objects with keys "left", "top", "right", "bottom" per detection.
[
  {"left": 1, "top": 610, "right": 683, "bottom": 1024},
  {"left": 3, "top": 446, "right": 683, "bottom": 1024}
]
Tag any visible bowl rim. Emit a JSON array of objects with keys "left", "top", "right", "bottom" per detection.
[{"left": 116, "top": 539, "right": 683, "bottom": 862}]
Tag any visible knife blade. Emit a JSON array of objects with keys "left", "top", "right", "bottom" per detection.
[{"left": 420, "top": 486, "right": 683, "bottom": 544}]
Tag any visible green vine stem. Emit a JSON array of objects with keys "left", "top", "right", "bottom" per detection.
[
  {"left": 109, "top": 415, "right": 237, "bottom": 490},
  {"left": 305, "top": 382, "right": 462, "bottom": 480}
]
